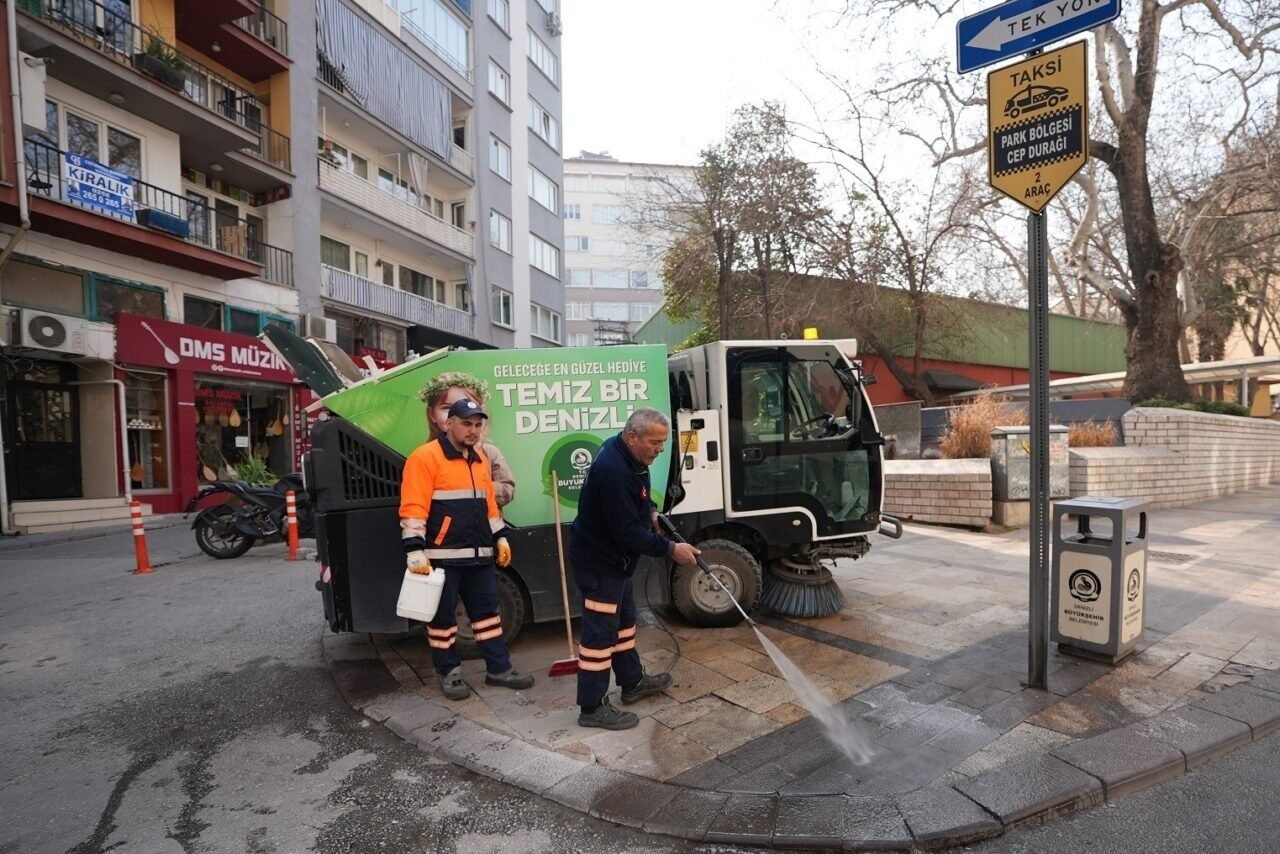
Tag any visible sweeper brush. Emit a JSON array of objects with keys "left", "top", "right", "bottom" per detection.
[{"left": 760, "top": 561, "right": 845, "bottom": 619}]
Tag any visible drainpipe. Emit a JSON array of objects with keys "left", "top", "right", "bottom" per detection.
[
  {"left": 0, "top": 0, "right": 33, "bottom": 535},
  {"left": 69, "top": 380, "right": 133, "bottom": 505}
]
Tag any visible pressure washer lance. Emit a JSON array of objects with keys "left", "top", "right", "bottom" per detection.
[{"left": 657, "top": 514, "right": 755, "bottom": 628}]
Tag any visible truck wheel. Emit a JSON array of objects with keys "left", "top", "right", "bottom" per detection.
[
  {"left": 453, "top": 570, "right": 527, "bottom": 661},
  {"left": 672, "top": 539, "right": 761, "bottom": 628}
]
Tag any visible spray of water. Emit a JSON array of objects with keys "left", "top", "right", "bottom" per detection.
[{"left": 753, "top": 627, "right": 877, "bottom": 765}]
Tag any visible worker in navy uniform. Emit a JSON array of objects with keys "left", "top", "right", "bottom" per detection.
[
  {"left": 570, "top": 407, "right": 700, "bottom": 730},
  {"left": 400, "top": 398, "right": 534, "bottom": 700}
]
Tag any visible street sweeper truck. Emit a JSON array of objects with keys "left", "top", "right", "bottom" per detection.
[{"left": 264, "top": 327, "right": 900, "bottom": 652}]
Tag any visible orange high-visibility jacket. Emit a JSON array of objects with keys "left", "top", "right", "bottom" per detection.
[{"left": 399, "top": 436, "right": 505, "bottom": 566}]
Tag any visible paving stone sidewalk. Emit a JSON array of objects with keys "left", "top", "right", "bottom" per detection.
[{"left": 327, "top": 484, "right": 1280, "bottom": 849}]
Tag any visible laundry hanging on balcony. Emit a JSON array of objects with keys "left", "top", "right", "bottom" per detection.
[{"left": 408, "top": 153, "right": 430, "bottom": 203}]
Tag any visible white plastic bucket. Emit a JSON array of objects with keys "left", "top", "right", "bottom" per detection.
[{"left": 397, "top": 568, "right": 445, "bottom": 622}]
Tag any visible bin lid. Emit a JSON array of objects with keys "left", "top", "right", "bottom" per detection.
[
  {"left": 1058, "top": 496, "right": 1150, "bottom": 511},
  {"left": 262, "top": 325, "right": 356, "bottom": 397}
]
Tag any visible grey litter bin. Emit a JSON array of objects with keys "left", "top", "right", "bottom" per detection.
[{"left": 1051, "top": 496, "right": 1150, "bottom": 664}]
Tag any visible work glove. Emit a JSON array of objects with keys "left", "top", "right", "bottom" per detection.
[
  {"left": 496, "top": 538, "right": 512, "bottom": 568},
  {"left": 406, "top": 550, "right": 431, "bottom": 575}
]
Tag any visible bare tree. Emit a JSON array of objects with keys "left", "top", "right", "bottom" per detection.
[{"left": 826, "top": 0, "right": 1279, "bottom": 401}]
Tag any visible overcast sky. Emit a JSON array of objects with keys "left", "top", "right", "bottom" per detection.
[{"left": 560, "top": 0, "right": 825, "bottom": 166}]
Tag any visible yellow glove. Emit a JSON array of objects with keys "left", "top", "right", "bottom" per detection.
[
  {"left": 496, "top": 538, "right": 512, "bottom": 568},
  {"left": 406, "top": 550, "right": 431, "bottom": 574}
]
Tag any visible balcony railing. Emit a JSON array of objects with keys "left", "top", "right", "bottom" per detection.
[
  {"left": 232, "top": 3, "right": 289, "bottom": 57},
  {"left": 449, "top": 144, "right": 474, "bottom": 177},
  {"left": 19, "top": 0, "right": 290, "bottom": 171},
  {"left": 318, "top": 160, "right": 475, "bottom": 258},
  {"left": 321, "top": 265, "right": 474, "bottom": 336},
  {"left": 25, "top": 138, "right": 293, "bottom": 286}
]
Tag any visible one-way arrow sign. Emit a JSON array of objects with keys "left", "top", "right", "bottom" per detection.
[{"left": 957, "top": 0, "right": 1121, "bottom": 74}]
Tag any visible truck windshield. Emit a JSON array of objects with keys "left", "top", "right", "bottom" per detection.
[{"left": 733, "top": 353, "right": 878, "bottom": 533}]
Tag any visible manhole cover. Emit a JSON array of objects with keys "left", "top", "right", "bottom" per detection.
[{"left": 1148, "top": 550, "right": 1196, "bottom": 564}]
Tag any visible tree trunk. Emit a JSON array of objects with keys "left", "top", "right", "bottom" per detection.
[{"left": 858, "top": 327, "right": 936, "bottom": 406}]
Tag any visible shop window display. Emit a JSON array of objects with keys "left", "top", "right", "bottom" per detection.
[
  {"left": 194, "top": 379, "right": 292, "bottom": 483},
  {"left": 126, "top": 371, "right": 169, "bottom": 490}
]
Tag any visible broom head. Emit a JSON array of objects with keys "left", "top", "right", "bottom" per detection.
[{"left": 548, "top": 657, "right": 579, "bottom": 677}]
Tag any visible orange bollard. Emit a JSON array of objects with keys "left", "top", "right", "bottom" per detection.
[
  {"left": 286, "top": 490, "right": 299, "bottom": 561},
  {"left": 131, "top": 500, "right": 153, "bottom": 575}
]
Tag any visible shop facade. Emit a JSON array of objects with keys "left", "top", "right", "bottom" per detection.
[{"left": 115, "top": 313, "right": 307, "bottom": 514}]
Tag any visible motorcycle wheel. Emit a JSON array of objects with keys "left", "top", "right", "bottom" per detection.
[{"left": 195, "top": 506, "right": 255, "bottom": 559}]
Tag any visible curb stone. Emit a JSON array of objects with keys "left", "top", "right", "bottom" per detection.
[{"left": 321, "top": 630, "right": 1280, "bottom": 849}]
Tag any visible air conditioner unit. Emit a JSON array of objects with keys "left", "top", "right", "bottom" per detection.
[
  {"left": 303, "top": 313, "right": 337, "bottom": 343},
  {"left": 545, "top": 11, "right": 562, "bottom": 36},
  {"left": 17, "top": 310, "right": 115, "bottom": 359}
]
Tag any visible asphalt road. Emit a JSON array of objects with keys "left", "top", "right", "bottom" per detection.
[
  {"left": 972, "top": 731, "right": 1280, "bottom": 853},
  {"left": 0, "top": 525, "right": 740, "bottom": 854}
]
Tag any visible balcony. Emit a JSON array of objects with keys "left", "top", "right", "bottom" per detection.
[
  {"left": 322, "top": 265, "right": 474, "bottom": 337},
  {"left": 16, "top": 0, "right": 291, "bottom": 185},
  {"left": 317, "top": 53, "right": 472, "bottom": 189},
  {"left": 177, "top": 0, "right": 291, "bottom": 83},
  {"left": 318, "top": 160, "right": 474, "bottom": 260},
  {"left": 24, "top": 138, "right": 293, "bottom": 285}
]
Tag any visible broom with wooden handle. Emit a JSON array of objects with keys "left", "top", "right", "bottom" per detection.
[{"left": 547, "top": 470, "right": 579, "bottom": 676}]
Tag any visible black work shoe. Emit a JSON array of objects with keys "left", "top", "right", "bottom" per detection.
[
  {"left": 440, "top": 667, "right": 471, "bottom": 701},
  {"left": 620, "top": 671, "right": 673, "bottom": 705},
  {"left": 485, "top": 669, "right": 535, "bottom": 690},
  {"left": 578, "top": 698, "right": 639, "bottom": 730}
]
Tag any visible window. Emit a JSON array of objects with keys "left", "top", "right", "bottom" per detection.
[
  {"left": 592, "top": 205, "right": 623, "bottom": 224},
  {"left": 488, "top": 61, "right": 511, "bottom": 104},
  {"left": 528, "top": 165, "right": 559, "bottom": 213},
  {"left": 528, "top": 28, "right": 558, "bottom": 84},
  {"left": 355, "top": 252, "right": 369, "bottom": 278},
  {"left": 534, "top": 0, "right": 557, "bottom": 13},
  {"left": 593, "top": 302, "right": 629, "bottom": 321},
  {"left": 455, "top": 282, "right": 471, "bottom": 312},
  {"left": 106, "top": 127, "right": 141, "bottom": 179},
  {"left": 489, "top": 134, "right": 511, "bottom": 180},
  {"left": 378, "top": 168, "right": 420, "bottom": 207},
  {"left": 565, "top": 236, "right": 589, "bottom": 251},
  {"left": 564, "top": 203, "right": 581, "bottom": 220},
  {"left": 529, "top": 234, "right": 560, "bottom": 277},
  {"left": 491, "top": 286, "right": 514, "bottom": 327},
  {"left": 184, "top": 295, "right": 224, "bottom": 330},
  {"left": 567, "top": 332, "right": 591, "bottom": 347},
  {"left": 630, "top": 302, "right": 658, "bottom": 322},
  {"left": 489, "top": 210, "right": 512, "bottom": 253},
  {"left": 66, "top": 111, "right": 98, "bottom": 160},
  {"left": 126, "top": 371, "right": 169, "bottom": 491},
  {"left": 592, "top": 269, "right": 628, "bottom": 289},
  {"left": 186, "top": 192, "right": 210, "bottom": 244},
  {"left": 93, "top": 279, "right": 163, "bottom": 322},
  {"left": 401, "top": 0, "right": 470, "bottom": 78},
  {"left": 321, "top": 236, "right": 352, "bottom": 271},
  {"left": 400, "top": 266, "right": 444, "bottom": 302},
  {"left": 228, "top": 307, "right": 261, "bottom": 336},
  {"left": 630, "top": 271, "right": 652, "bottom": 288},
  {"left": 382, "top": 262, "right": 396, "bottom": 287},
  {"left": 488, "top": 0, "right": 509, "bottom": 32},
  {"left": 567, "top": 268, "right": 590, "bottom": 286},
  {"left": 531, "top": 303, "right": 561, "bottom": 342},
  {"left": 528, "top": 97, "right": 559, "bottom": 149},
  {"left": 565, "top": 301, "right": 591, "bottom": 320}
]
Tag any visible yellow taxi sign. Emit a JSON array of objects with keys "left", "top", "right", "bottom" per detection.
[
  {"left": 803, "top": 327, "right": 819, "bottom": 340},
  {"left": 987, "top": 40, "right": 1088, "bottom": 213}
]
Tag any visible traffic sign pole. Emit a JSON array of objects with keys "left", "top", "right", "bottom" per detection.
[{"left": 1028, "top": 206, "right": 1050, "bottom": 690}]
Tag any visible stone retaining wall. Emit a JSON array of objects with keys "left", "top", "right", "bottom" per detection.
[
  {"left": 884, "top": 459, "right": 992, "bottom": 528},
  {"left": 1069, "top": 407, "right": 1280, "bottom": 508}
]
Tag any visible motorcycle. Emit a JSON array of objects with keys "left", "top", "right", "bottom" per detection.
[{"left": 184, "top": 474, "right": 315, "bottom": 559}]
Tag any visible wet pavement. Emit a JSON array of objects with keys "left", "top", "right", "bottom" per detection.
[{"left": 344, "top": 484, "right": 1280, "bottom": 848}]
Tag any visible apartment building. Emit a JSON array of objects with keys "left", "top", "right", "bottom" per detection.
[
  {"left": 0, "top": 0, "right": 563, "bottom": 531},
  {"left": 304, "top": 0, "right": 564, "bottom": 355},
  {"left": 563, "top": 152, "right": 689, "bottom": 347}
]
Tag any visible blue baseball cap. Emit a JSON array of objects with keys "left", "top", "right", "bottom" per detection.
[{"left": 447, "top": 398, "right": 489, "bottom": 420}]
